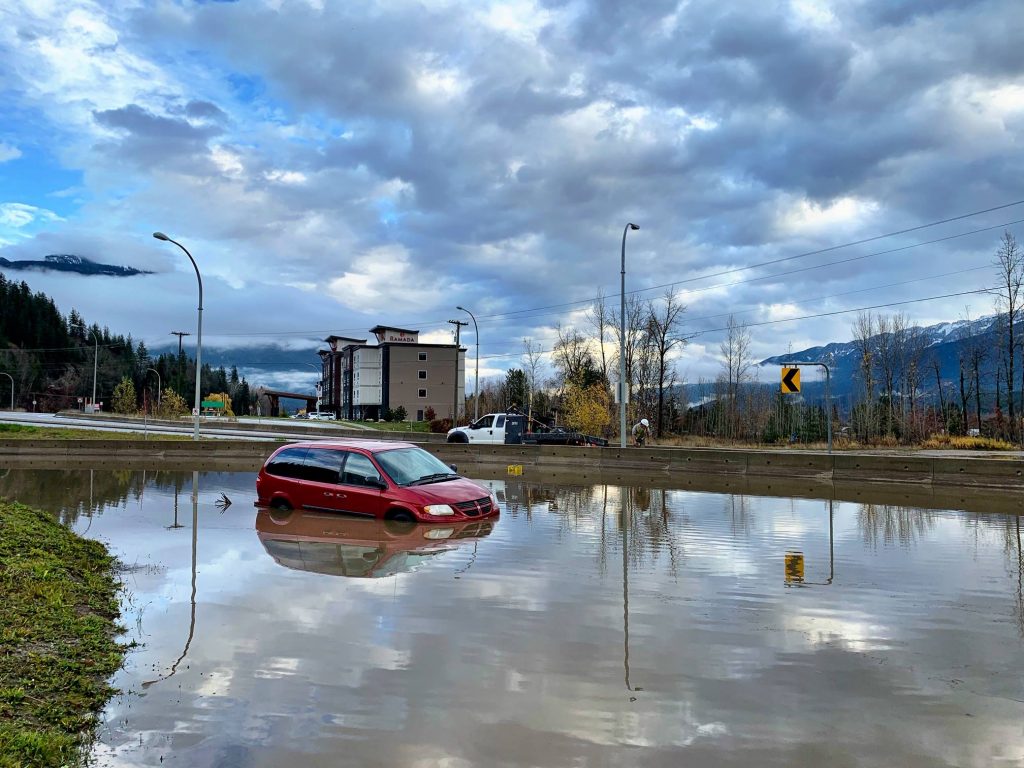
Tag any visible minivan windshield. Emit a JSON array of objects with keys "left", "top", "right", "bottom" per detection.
[{"left": 375, "top": 447, "right": 459, "bottom": 486}]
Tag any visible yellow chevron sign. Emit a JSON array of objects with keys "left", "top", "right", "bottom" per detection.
[{"left": 781, "top": 367, "right": 801, "bottom": 393}]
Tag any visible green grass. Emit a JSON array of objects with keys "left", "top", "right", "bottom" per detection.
[
  {"left": 0, "top": 502, "right": 126, "bottom": 768},
  {"left": 339, "top": 420, "right": 431, "bottom": 433},
  {"left": 0, "top": 423, "right": 189, "bottom": 441}
]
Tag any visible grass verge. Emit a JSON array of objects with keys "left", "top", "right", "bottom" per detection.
[
  {"left": 338, "top": 420, "right": 431, "bottom": 433},
  {"left": 0, "top": 502, "right": 125, "bottom": 768},
  {"left": 0, "top": 423, "right": 188, "bottom": 441},
  {"left": 919, "top": 434, "right": 1016, "bottom": 451}
]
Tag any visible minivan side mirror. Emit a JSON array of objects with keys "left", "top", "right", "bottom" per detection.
[{"left": 448, "top": 464, "right": 458, "bottom": 473}]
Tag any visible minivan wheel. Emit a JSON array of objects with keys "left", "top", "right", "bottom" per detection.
[
  {"left": 271, "top": 498, "right": 292, "bottom": 511},
  {"left": 386, "top": 509, "right": 415, "bottom": 523}
]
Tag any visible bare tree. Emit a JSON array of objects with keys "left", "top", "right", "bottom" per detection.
[
  {"left": 521, "top": 337, "right": 545, "bottom": 423},
  {"left": 552, "top": 324, "right": 596, "bottom": 393},
  {"left": 992, "top": 231, "right": 1023, "bottom": 440},
  {"left": 645, "top": 288, "right": 687, "bottom": 437},
  {"left": 852, "top": 312, "right": 877, "bottom": 438},
  {"left": 610, "top": 294, "right": 648, "bottom": 407},
  {"left": 718, "top": 315, "right": 752, "bottom": 436},
  {"left": 585, "top": 290, "right": 612, "bottom": 385},
  {"left": 874, "top": 314, "right": 898, "bottom": 436},
  {"left": 900, "top": 322, "right": 928, "bottom": 440}
]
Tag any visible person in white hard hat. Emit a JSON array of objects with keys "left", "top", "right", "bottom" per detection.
[{"left": 631, "top": 418, "right": 651, "bottom": 447}]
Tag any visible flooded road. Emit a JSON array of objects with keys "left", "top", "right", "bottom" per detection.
[{"left": 2, "top": 468, "right": 1023, "bottom": 766}]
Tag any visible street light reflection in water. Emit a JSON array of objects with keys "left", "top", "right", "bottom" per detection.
[{"left": 1, "top": 468, "right": 1022, "bottom": 767}]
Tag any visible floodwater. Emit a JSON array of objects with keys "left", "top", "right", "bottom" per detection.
[{"left": 2, "top": 468, "right": 1024, "bottom": 767}]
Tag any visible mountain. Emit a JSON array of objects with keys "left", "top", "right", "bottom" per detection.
[
  {"left": 759, "top": 315, "right": 1000, "bottom": 400},
  {"left": 0, "top": 254, "right": 152, "bottom": 277},
  {"left": 147, "top": 342, "right": 320, "bottom": 393}
]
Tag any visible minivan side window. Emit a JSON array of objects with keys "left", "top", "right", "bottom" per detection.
[
  {"left": 302, "top": 447, "right": 345, "bottom": 484},
  {"left": 265, "top": 447, "right": 309, "bottom": 478},
  {"left": 341, "top": 452, "right": 384, "bottom": 488}
]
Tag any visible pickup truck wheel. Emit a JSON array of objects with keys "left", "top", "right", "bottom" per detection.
[{"left": 447, "top": 432, "right": 468, "bottom": 443}]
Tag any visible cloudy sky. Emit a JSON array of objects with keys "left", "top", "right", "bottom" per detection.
[{"left": 1, "top": 0, "right": 1022, "bottom": 388}]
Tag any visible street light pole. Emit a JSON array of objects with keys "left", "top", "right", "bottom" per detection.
[
  {"left": 147, "top": 368, "right": 161, "bottom": 409},
  {"left": 448, "top": 319, "right": 468, "bottom": 423},
  {"left": 456, "top": 306, "right": 479, "bottom": 420},
  {"left": 619, "top": 223, "right": 639, "bottom": 448},
  {"left": 154, "top": 233, "right": 203, "bottom": 441},
  {"left": 0, "top": 372, "right": 13, "bottom": 410}
]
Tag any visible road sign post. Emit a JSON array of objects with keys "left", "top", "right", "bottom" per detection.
[{"left": 780, "top": 362, "right": 831, "bottom": 454}]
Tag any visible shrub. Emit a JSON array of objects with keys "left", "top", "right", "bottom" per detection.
[
  {"left": 381, "top": 407, "right": 394, "bottom": 422},
  {"left": 429, "top": 418, "right": 452, "bottom": 433},
  {"left": 392, "top": 405, "right": 407, "bottom": 422},
  {"left": 424, "top": 406, "right": 436, "bottom": 422},
  {"left": 155, "top": 389, "right": 189, "bottom": 419},
  {"left": 111, "top": 377, "right": 138, "bottom": 414}
]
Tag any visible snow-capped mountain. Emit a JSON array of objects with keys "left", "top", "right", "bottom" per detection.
[
  {"left": 760, "top": 314, "right": 1001, "bottom": 399},
  {"left": 0, "top": 254, "right": 152, "bottom": 277}
]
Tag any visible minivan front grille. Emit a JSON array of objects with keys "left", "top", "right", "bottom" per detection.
[{"left": 452, "top": 497, "right": 492, "bottom": 517}]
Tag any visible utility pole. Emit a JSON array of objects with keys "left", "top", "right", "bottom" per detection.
[
  {"left": 448, "top": 319, "right": 468, "bottom": 423},
  {"left": 171, "top": 331, "right": 190, "bottom": 395}
]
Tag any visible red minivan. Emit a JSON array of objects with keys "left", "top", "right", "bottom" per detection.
[{"left": 255, "top": 440, "right": 499, "bottom": 523}]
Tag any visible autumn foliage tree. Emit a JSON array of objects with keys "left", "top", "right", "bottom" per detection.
[{"left": 563, "top": 384, "right": 612, "bottom": 436}]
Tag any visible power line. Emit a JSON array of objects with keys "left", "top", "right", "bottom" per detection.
[
  {"left": 453, "top": 263, "right": 995, "bottom": 359},
  {"left": 200, "top": 204, "right": 1024, "bottom": 337},
  {"left": 473, "top": 216, "right": 1024, "bottom": 324},
  {"left": 467, "top": 286, "right": 995, "bottom": 361}
]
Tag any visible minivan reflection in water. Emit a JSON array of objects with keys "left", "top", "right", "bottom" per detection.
[
  {"left": 255, "top": 507, "right": 496, "bottom": 578},
  {"left": 255, "top": 440, "right": 499, "bottom": 523}
]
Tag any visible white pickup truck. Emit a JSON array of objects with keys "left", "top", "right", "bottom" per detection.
[{"left": 446, "top": 413, "right": 512, "bottom": 444}]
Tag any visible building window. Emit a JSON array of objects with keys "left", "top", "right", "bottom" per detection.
[
  {"left": 418, "top": 370, "right": 427, "bottom": 379},
  {"left": 416, "top": 409, "right": 424, "bottom": 421},
  {"left": 418, "top": 352, "right": 427, "bottom": 361},
  {"left": 418, "top": 388, "right": 427, "bottom": 398}
]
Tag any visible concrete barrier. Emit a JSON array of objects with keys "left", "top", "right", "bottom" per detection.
[
  {"left": 53, "top": 411, "right": 447, "bottom": 443},
  {"left": 2, "top": 439, "right": 1022, "bottom": 493}
]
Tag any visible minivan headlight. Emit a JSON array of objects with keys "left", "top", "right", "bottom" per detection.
[
  {"left": 423, "top": 504, "right": 455, "bottom": 516},
  {"left": 489, "top": 491, "right": 499, "bottom": 509},
  {"left": 425, "top": 527, "right": 455, "bottom": 539}
]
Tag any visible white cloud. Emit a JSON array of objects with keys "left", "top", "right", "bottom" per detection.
[
  {"left": 0, "top": 202, "right": 63, "bottom": 228},
  {"left": 264, "top": 169, "right": 307, "bottom": 185},
  {"left": 777, "top": 195, "right": 880, "bottom": 237},
  {"left": 0, "top": 143, "right": 21, "bottom": 163},
  {"left": 326, "top": 245, "right": 450, "bottom": 315}
]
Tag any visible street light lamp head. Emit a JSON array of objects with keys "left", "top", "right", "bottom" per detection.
[
  {"left": 456, "top": 305, "right": 466, "bottom": 311},
  {"left": 628, "top": 223, "right": 639, "bottom": 231},
  {"left": 152, "top": 231, "right": 170, "bottom": 241}
]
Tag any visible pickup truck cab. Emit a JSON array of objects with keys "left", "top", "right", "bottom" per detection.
[{"left": 446, "top": 413, "right": 510, "bottom": 444}]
